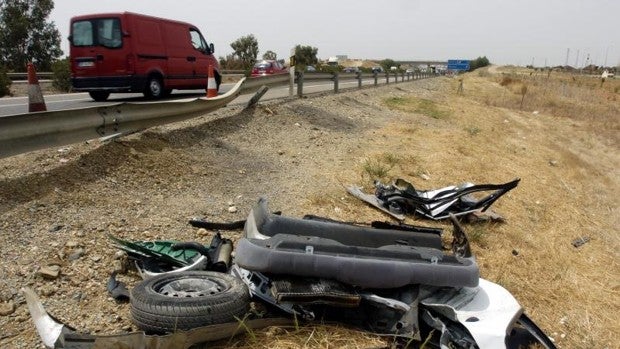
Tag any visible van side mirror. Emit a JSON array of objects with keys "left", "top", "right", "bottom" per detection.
[
  {"left": 67, "top": 35, "right": 73, "bottom": 42},
  {"left": 209, "top": 43, "right": 214, "bottom": 54}
]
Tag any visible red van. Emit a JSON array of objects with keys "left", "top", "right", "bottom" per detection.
[{"left": 69, "top": 12, "right": 220, "bottom": 101}]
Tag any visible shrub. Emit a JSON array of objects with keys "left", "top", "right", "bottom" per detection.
[
  {"left": 52, "top": 58, "right": 71, "bottom": 92},
  {"left": 0, "top": 65, "right": 12, "bottom": 97}
]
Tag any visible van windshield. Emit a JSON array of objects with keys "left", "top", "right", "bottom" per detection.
[{"left": 72, "top": 18, "right": 122, "bottom": 49}]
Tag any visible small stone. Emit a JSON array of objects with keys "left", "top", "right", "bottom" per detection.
[
  {"left": 294, "top": 122, "right": 301, "bottom": 127},
  {"left": 37, "top": 265, "right": 61, "bottom": 279},
  {"left": 39, "top": 285, "right": 56, "bottom": 297},
  {"left": 65, "top": 240, "right": 80, "bottom": 248},
  {"left": 68, "top": 248, "right": 85, "bottom": 261},
  {"left": 0, "top": 300, "right": 15, "bottom": 316},
  {"left": 278, "top": 150, "right": 285, "bottom": 155},
  {"left": 113, "top": 260, "right": 126, "bottom": 274},
  {"left": 419, "top": 173, "right": 430, "bottom": 181},
  {"left": 90, "top": 255, "right": 102, "bottom": 263},
  {"left": 49, "top": 224, "right": 63, "bottom": 233},
  {"left": 511, "top": 249, "right": 519, "bottom": 256},
  {"left": 114, "top": 251, "right": 126, "bottom": 260},
  {"left": 196, "top": 228, "right": 209, "bottom": 237},
  {"left": 228, "top": 206, "right": 238, "bottom": 213},
  {"left": 549, "top": 160, "right": 558, "bottom": 167},
  {"left": 75, "top": 231, "right": 85, "bottom": 238}
]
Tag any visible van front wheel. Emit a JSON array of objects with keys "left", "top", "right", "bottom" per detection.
[
  {"left": 89, "top": 91, "right": 110, "bottom": 102},
  {"left": 144, "top": 76, "right": 164, "bottom": 99}
]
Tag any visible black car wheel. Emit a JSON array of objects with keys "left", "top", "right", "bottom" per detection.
[
  {"left": 88, "top": 91, "right": 110, "bottom": 102},
  {"left": 144, "top": 76, "right": 164, "bottom": 99},
  {"left": 130, "top": 271, "right": 250, "bottom": 333}
]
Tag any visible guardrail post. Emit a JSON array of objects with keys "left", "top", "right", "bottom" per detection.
[
  {"left": 373, "top": 72, "right": 378, "bottom": 86},
  {"left": 401, "top": 72, "right": 405, "bottom": 82},
  {"left": 356, "top": 71, "right": 362, "bottom": 88},
  {"left": 296, "top": 71, "right": 304, "bottom": 98},
  {"left": 385, "top": 73, "right": 389, "bottom": 85},
  {"left": 393, "top": 72, "right": 398, "bottom": 83},
  {"left": 333, "top": 72, "right": 339, "bottom": 93}
]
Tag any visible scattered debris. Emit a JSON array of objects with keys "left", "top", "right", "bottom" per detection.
[
  {"left": 572, "top": 236, "right": 591, "bottom": 248},
  {"left": 23, "top": 198, "right": 555, "bottom": 349},
  {"left": 106, "top": 272, "right": 130, "bottom": 302},
  {"left": 349, "top": 178, "right": 519, "bottom": 221}
]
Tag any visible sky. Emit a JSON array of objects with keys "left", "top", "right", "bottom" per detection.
[{"left": 49, "top": 0, "right": 619, "bottom": 67}]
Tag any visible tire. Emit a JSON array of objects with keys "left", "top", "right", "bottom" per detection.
[
  {"left": 88, "top": 91, "right": 110, "bottom": 101},
  {"left": 144, "top": 76, "right": 164, "bottom": 99},
  {"left": 215, "top": 72, "right": 222, "bottom": 91},
  {"left": 130, "top": 271, "right": 250, "bottom": 334}
]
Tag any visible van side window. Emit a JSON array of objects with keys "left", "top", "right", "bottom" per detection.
[
  {"left": 189, "top": 29, "right": 207, "bottom": 52},
  {"left": 72, "top": 21, "right": 94, "bottom": 46},
  {"left": 97, "top": 18, "right": 122, "bottom": 48}
]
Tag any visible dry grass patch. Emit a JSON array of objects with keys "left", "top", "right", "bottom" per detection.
[{"left": 384, "top": 96, "right": 452, "bottom": 119}]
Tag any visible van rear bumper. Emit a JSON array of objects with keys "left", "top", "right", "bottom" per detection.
[{"left": 72, "top": 76, "right": 146, "bottom": 92}]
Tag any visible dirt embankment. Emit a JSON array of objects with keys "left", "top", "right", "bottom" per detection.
[{"left": 0, "top": 67, "right": 618, "bottom": 348}]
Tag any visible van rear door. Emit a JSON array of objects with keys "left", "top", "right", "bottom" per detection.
[{"left": 70, "top": 15, "right": 133, "bottom": 90}]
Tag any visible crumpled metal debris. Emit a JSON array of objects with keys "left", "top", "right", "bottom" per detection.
[{"left": 348, "top": 178, "right": 520, "bottom": 221}]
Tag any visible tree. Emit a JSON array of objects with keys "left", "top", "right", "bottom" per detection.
[
  {"left": 379, "top": 59, "right": 398, "bottom": 72},
  {"left": 262, "top": 50, "right": 277, "bottom": 61},
  {"left": 0, "top": 64, "right": 11, "bottom": 97},
  {"left": 294, "top": 45, "right": 318, "bottom": 69},
  {"left": 0, "top": 0, "right": 62, "bottom": 72},
  {"left": 468, "top": 56, "right": 490, "bottom": 71},
  {"left": 230, "top": 34, "right": 259, "bottom": 71},
  {"left": 51, "top": 57, "right": 71, "bottom": 92}
]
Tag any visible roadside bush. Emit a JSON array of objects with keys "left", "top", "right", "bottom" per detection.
[
  {"left": 0, "top": 65, "right": 12, "bottom": 97},
  {"left": 468, "top": 56, "right": 490, "bottom": 71},
  {"left": 52, "top": 58, "right": 71, "bottom": 92}
]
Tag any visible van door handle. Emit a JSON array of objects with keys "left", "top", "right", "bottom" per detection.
[
  {"left": 96, "top": 54, "right": 104, "bottom": 61},
  {"left": 187, "top": 56, "right": 196, "bottom": 62}
]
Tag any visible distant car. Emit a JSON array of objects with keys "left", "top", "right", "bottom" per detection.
[
  {"left": 305, "top": 65, "right": 316, "bottom": 72},
  {"left": 405, "top": 69, "right": 414, "bottom": 74},
  {"left": 371, "top": 66, "right": 383, "bottom": 73},
  {"left": 251, "top": 60, "right": 287, "bottom": 77}
]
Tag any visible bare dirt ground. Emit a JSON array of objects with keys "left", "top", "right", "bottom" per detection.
[{"left": 1, "top": 67, "right": 618, "bottom": 348}]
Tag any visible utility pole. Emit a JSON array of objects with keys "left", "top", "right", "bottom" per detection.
[
  {"left": 565, "top": 48, "right": 570, "bottom": 66},
  {"left": 575, "top": 49, "right": 580, "bottom": 67}
]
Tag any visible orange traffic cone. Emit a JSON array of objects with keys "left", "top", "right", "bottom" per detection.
[
  {"left": 206, "top": 65, "right": 218, "bottom": 98},
  {"left": 27, "top": 62, "right": 47, "bottom": 112}
]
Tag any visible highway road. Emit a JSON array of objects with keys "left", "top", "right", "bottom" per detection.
[{"left": 0, "top": 78, "right": 393, "bottom": 117}]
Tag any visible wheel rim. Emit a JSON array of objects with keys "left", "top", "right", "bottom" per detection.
[
  {"left": 149, "top": 79, "right": 161, "bottom": 96},
  {"left": 154, "top": 277, "right": 226, "bottom": 298}
]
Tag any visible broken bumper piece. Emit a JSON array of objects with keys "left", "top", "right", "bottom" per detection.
[{"left": 22, "top": 287, "right": 291, "bottom": 349}]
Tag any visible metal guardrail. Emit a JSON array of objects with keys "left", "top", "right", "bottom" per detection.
[
  {"left": 0, "top": 78, "right": 245, "bottom": 159},
  {"left": 0, "top": 68, "right": 437, "bottom": 159}
]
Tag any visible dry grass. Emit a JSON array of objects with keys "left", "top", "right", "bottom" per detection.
[
  {"left": 208, "top": 324, "right": 387, "bottom": 349},
  {"left": 302, "top": 68, "right": 619, "bottom": 348}
]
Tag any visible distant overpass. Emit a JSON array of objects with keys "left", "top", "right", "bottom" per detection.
[{"left": 396, "top": 60, "right": 447, "bottom": 67}]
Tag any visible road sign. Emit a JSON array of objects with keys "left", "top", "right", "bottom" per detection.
[{"left": 447, "top": 60, "right": 470, "bottom": 71}]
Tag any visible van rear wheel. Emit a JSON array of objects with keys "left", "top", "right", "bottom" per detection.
[
  {"left": 89, "top": 91, "right": 110, "bottom": 102},
  {"left": 144, "top": 76, "right": 164, "bottom": 99}
]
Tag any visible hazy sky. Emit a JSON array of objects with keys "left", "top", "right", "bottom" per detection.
[{"left": 49, "top": 0, "right": 619, "bottom": 67}]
